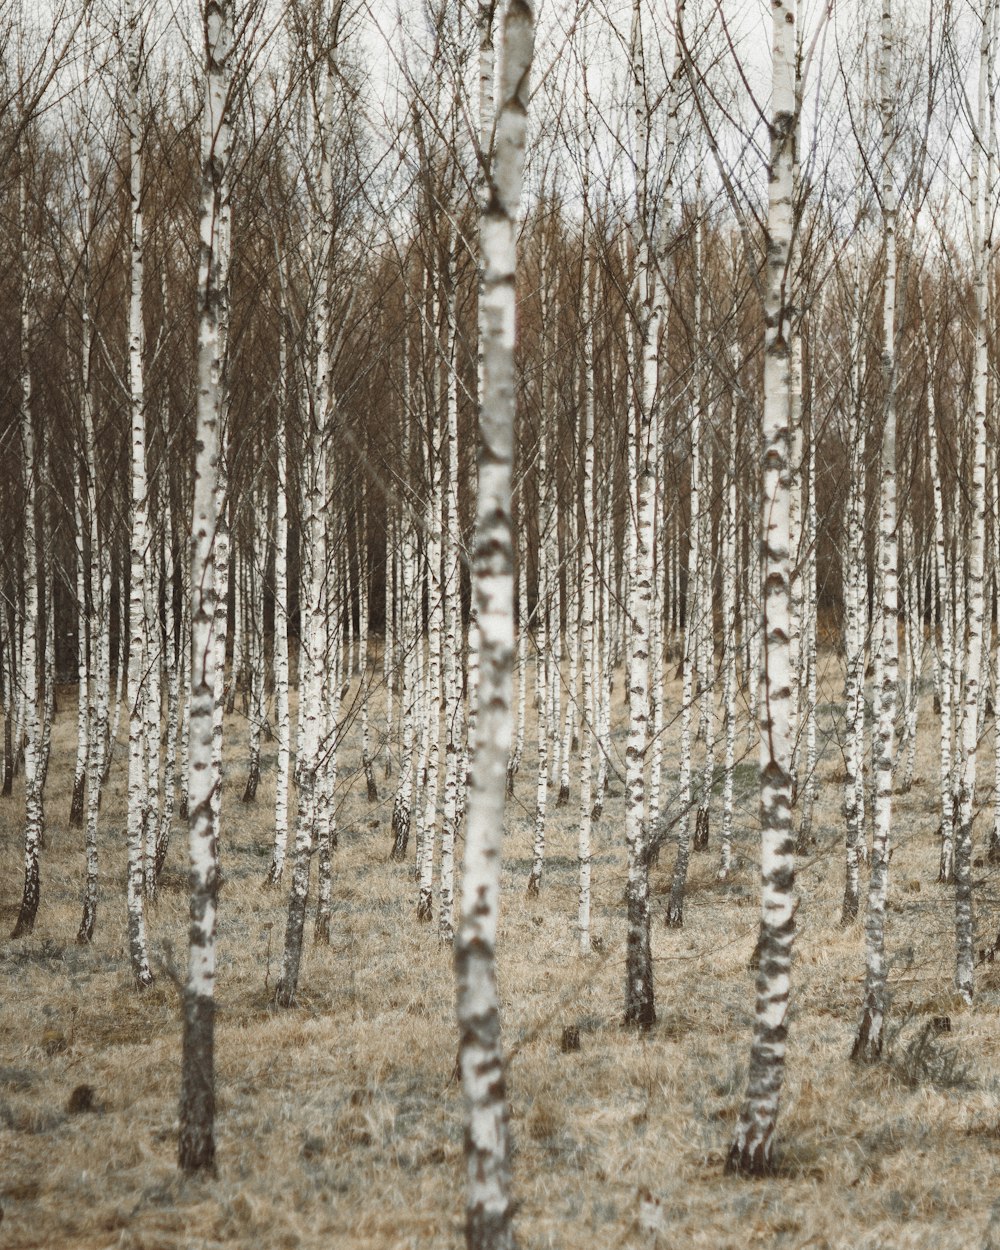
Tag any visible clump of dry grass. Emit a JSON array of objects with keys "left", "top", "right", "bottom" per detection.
[{"left": 2, "top": 652, "right": 1000, "bottom": 1248}]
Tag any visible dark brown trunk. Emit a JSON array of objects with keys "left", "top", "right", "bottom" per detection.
[
  {"left": 390, "top": 802, "right": 409, "bottom": 862},
  {"left": 154, "top": 822, "right": 171, "bottom": 881},
  {"left": 11, "top": 855, "right": 39, "bottom": 938},
  {"left": 77, "top": 894, "right": 96, "bottom": 945},
  {"left": 242, "top": 756, "right": 259, "bottom": 803},
  {"left": 178, "top": 992, "right": 216, "bottom": 1174},
  {"left": 623, "top": 887, "right": 655, "bottom": 1030},
  {"left": 3, "top": 715, "right": 13, "bottom": 795},
  {"left": 851, "top": 1009, "right": 883, "bottom": 1062},
  {"left": 275, "top": 882, "right": 309, "bottom": 1008},
  {"left": 70, "top": 771, "right": 85, "bottom": 827}
]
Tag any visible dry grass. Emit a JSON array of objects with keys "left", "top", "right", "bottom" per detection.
[{"left": 3, "top": 649, "right": 1000, "bottom": 1249}]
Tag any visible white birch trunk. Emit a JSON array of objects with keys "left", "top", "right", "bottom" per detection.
[
  {"left": 241, "top": 497, "right": 268, "bottom": 803},
  {"left": 78, "top": 226, "right": 107, "bottom": 939},
  {"left": 360, "top": 490, "right": 378, "bottom": 803},
  {"left": 853, "top": 0, "right": 900, "bottom": 1059},
  {"left": 623, "top": 0, "right": 659, "bottom": 1028},
  {"left": 71, "top": 469, "right": 88, "bottom": 829},
  {"left": 440, "top": 278, "right": 463, "bottom": 943},
  {"left": 667, "top": 398, "right": 700, "bottom": 926},
  {"left": 124, "top": 5, "right": 153, "bottom": 982},
  {"left": 455, "top": 7, "right": 531, "bottom": 1241},
  {"left": 385, "top": 519, "right": 396, "bottom": 781},
  {"left": 268, "top": 335, "right": 291, "bottom": 883},
  {"left": 277, "top": 32, "right": 338, "bottom": 997},
  {"left": 578, "top": 228, "right": 596, "bottom": 956},
  {"left": 417, "top": 332, "right": 444, "bottom": 920},
  {"left": 157, "top": 504, "right": 179, "bottom": 881},
  {"left": 719, "top": 414, "right": 738, "bottom": 880},
  {"left": 842, "top": 241, "right": 869, "bottom": 922},
  {"left": 11, "top": 152, "right": 42, "bottom": 940},
  {"left": 954, "top": 0, "right": 994, "bottom": 1003},
  {"left": 526, "top": 252, "right": 555, "bottom": 889},
  {"left": 142, "top": 503, "right": 163, "bottom": 899},
  {"left": 727, "top": 0, "right": 798, "bottom": 1173},
  {"left": 797, "top": 428, "right": 819, "bottom": 848},
  {"left": 527, "top": 410, "right": 550, "bottom": 896},
  {"left": 314, "top": 493, "right": 336, "bottom": 946},
  {"left": 178, "top": 0, "right": 231, "bottom": 1177},
  {"left": 391, "top": 369, "right": 418, "bottom": 861}
]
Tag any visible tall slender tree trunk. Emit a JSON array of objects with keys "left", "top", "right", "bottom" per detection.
[
  {"left": 797, "top": 427, "right": 819, "bottom": 848},
  {"left": 71, "top": 469, "right": 88, "bottom": 830},
  {"left": 719, "top": 401, "right": 738, "bottom": 880},
  {"left": 178, "top": 0, "right": 232, "bottom": 1176},
  {"left": 842, "top": 241, "right": 869, "bottom": 923},
  {"left": 623, "top": 0, "right": 662, "bottom": 1029},
  {"left": 440, "top": 276, "right": 463, "bottom": 943},
  {"left": 455, "top": 7, "right": 531, "bottom": 1245},
  {"left": 392, "top": 344, "right": 417, "bottom": 861},
  {"left": 417, "top": 296, "right": 444, "bottom": 921},
  {"left": 727, "top": 0, "right": 798, "bottom": 1175},
  {"left": 276, "top": 21, "right": 341, "bottom": 996},
  {"left": 12, "top": 149, "right": 42, "bottom": 940},
  {"left": 268, "top": 329, "right": 291, "bottom": 883},
  {"left": 954, "top": 0, "right": 994, "bottom": 1004},
  {"left": 76, "top": 10, "right": 104, "bottom": 941},
  {"left": 156, "top": 504, "right": 179, "bottom": 881},
  {"left": 124, "top": 1, "right": 153, "bottom": 985},
  {"left": 527, "top": 404, "right": 550, "bottom": 897},
  {"left": 853, "top": 0, "right": 900, "bottom": 1060}
]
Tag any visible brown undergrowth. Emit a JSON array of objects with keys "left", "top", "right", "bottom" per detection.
[{"left": 3, "top": 649, "right": 1000, "bottom": 1249}]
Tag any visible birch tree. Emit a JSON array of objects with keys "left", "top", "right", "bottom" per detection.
[
  {"left": 622, "top": 0, "right": 663, "bottom": 1028},
  {"left": 953, "top": 0, "right": 995, "bottom": 1004},
  {"left": 454, "top": 1, "right": 532, "bottom": 1243},
  {"left": 10, "top": 141, "right": 43, "bottom": 941},
  {"left": 124, "top": 0, "right": 154, "bottom": 985},
  {"left": 276, "top": 2, "right": 344, "bottom": 999},
  {"left": 853, "top": 0, "right": 900, "bottom": 1061},
  {"left": 178, "top": 0, "right": 232, "bottom": 1175},
  {"left": 727, "top": 0, "right": 798, "bottom": 1175}
]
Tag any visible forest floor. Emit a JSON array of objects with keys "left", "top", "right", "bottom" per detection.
[{"left": 4, "top": 646, "right": 1000, "bottom": 1249}]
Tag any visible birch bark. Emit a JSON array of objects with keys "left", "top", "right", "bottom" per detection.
[
  {"left": 841, "top": 242, "right": 869, "bottom": 923},
  {"left": 853, "top": 0, "right": 900, "bottom": 1059},
  {"left": 71, "top": 470, "right": 88, "bottom": 830},
  {"left": 623, "top": 0, "right": 660, "bottom": 1028},
  {"left": 727, "top": 0, "right": 797, "bottom": 1174},
  {"left": 277, "top": 28, "right": 338, "bottom": 999},
  {"left": 178, "top": 0, "right": 231, "bottom": 1175},
  {"left": 77, "top": 11, "right": 105, "bottom": 941},
  {"left": 578, "top": 82, "right": 596, "bottom": 951},
  {"left": 124, "top": 0, "right": 154, "bottom": 984},
  {"left": 11, "top": 150, "right": 42, "bottom": 939},
  {"left": 953, "top": 0, "right": 994, "bottom": 1004},
  {"left": 268, "top": 332, "right": 291, "bottom": 883},
  {"left": 455, "top": 7, "right": 532, "bottom": 1243}
]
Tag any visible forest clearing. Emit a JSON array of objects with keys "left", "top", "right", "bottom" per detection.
[{"left": 4, "top": 655, "right": 1000, "bottom": 1250}]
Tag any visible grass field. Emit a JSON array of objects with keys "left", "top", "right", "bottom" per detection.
[{"left": 3, "top": 647, "right": 1000, "bottom": 1249}]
